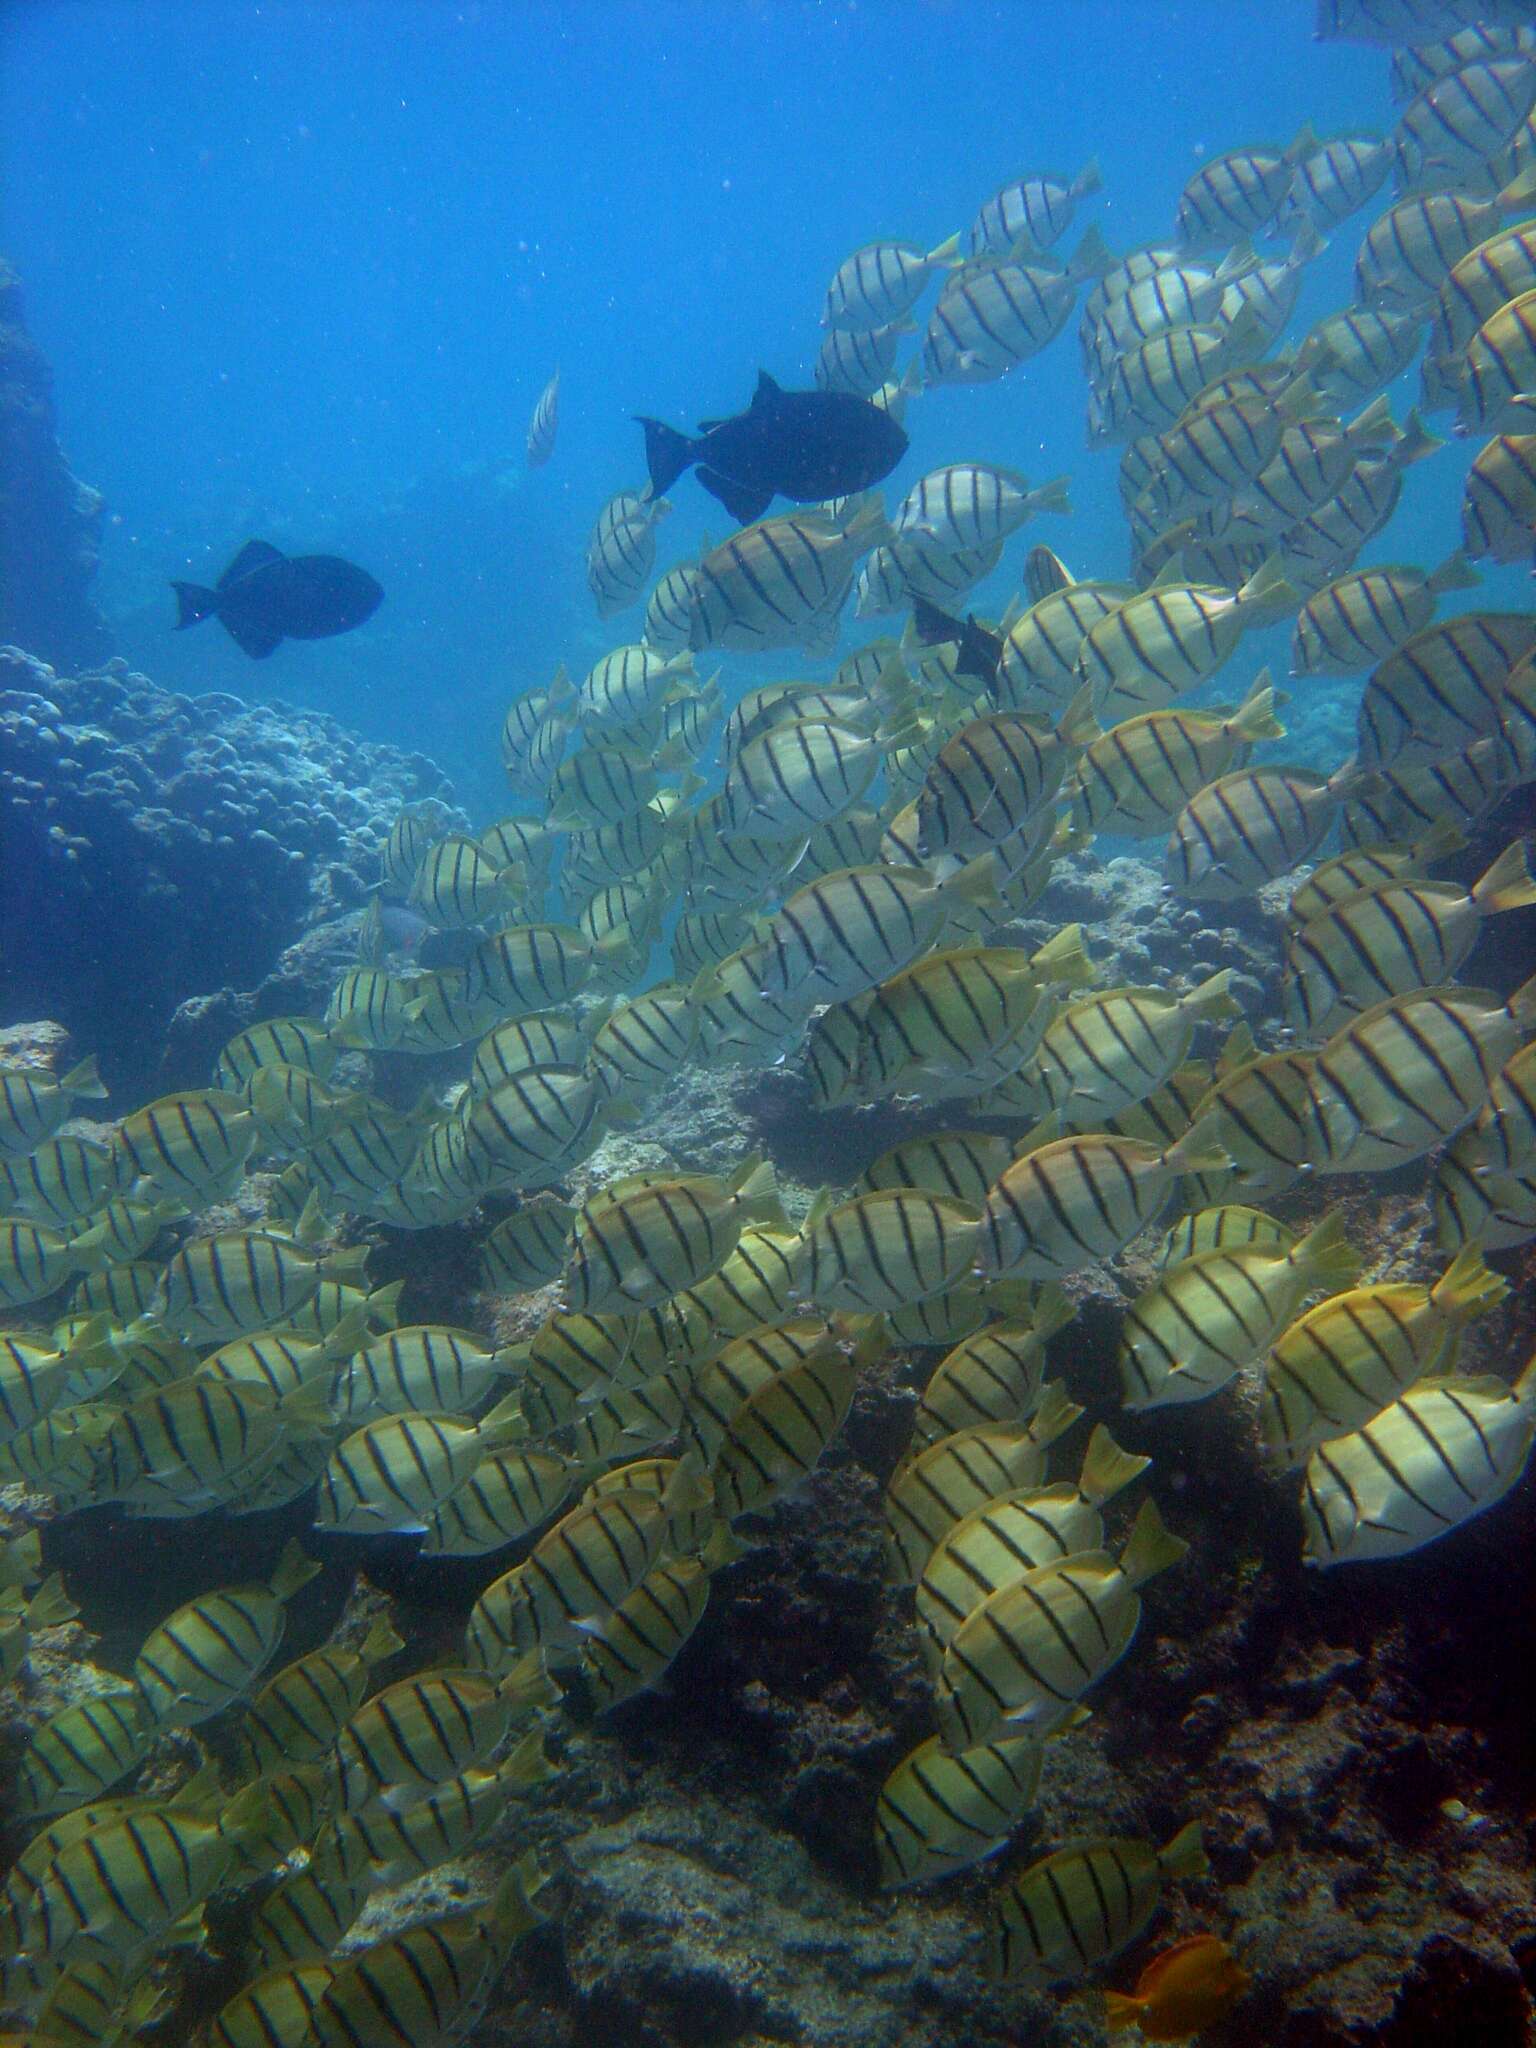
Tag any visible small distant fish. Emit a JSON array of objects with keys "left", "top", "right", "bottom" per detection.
[
  {"left": 1105, "top": 1932, "right": 1251, "bottom": 2040},
  {"left": 171, "top": 540, "right": 382, "bottom": 659},
  {"left": 526, "top": 367, "right": 560, "bottom": 468},
  {"left": 636, "top": 371, "right": 907, "bottom": 526}
]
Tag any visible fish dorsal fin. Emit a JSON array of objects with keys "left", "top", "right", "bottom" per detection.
[
  {"left": 220, "top": 539, "right": 285, "bottom": 588},
  {"left": 752, "top": 369, "right": 784, "bottom": 407}
]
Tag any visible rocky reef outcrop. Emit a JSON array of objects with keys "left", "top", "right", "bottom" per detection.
[
  {"left": 0, "top": 647, "right": 455, "bottom": 1097},
  {"left": 0, "top": 261, "right": 113, "bottom": 672}
]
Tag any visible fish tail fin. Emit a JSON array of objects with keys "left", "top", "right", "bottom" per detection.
[
  {"left": 1029, "top": 921, "right": 1096, "bottom": 986},
  {"left": 1103, "top": 1992, "right": 1144, "bottom": 2030},
  {"left": 1289, "top": 1209, "right": 1362, "bottom": 1291},
  {"left": 731, "top": 1153, "right": 785, "bottom": 1227},
  {"left": 1344, "top": 392, "right": 1396, "bottom": 449},
  {"left": 1430, "top": 1245, "right": 1510, "bottom": 1325},
  {"left": 60, "top": 1054, "right": 109, "bottom": 1100},
  {"left": 1072, "top": 154, "right": 1103, "bottom": 199},
  {"left": 1513, "top": 1350, "right": 1536, "bottom": 1406},
  {"left": 1026, "top": 1379, "right": 1084, "bottom": 1449},
  {"left": 1228, "top": 668, "right": 1287, "bottom": 743},
  {"left": 1508, "top": 970, "right": 1536, "bottom": 1032},
  {"left": 1235, "top": 556, "right": 1301, "bottom": 624},
  {"left": 1157, "top": 1817, "right": 1209, "bottom": 1880},
  {"left": 1184, "top": 968, "right": 1242, "bottom": 1025},
  {"left": 1393, "top": 406, "right": 1443, "bottom": 469},
  {"left": 1030, "top": 473, "right": 1075, "bottom": 519},
  {"left": 1472, "top": 837, "right": 1536, "bottom": 914},
  {"left": 1066, "top": 223, "right": 1115, "bottom": 284},
  {"left": 1077, "top": 1423, "right": 1151, "bottom": 1508},
  {"left": 1120, "top": 1496, "right": 1189, "bottom": 1588},
  {"left": 634, "top": 417, "right": 698, "bottom": 499},
  {"left": 1428, "top": 547, "right": 1480, "bottom": 596},
  {"left": 925, "top": 231, "right": 964, "bottom": 267},
  {"left": 171, "top": 580, "right": 219, "bottom": 629}
]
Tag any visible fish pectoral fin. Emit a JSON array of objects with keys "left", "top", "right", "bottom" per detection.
[
  {"left": 218, "top": 538, "right": 285, "bottom": 586},
  {"left": 220, "top": 611, "right": 285, "bottom": 659},
  {"left": 696, "top": 468, "right": 774, "bottom": 526}
]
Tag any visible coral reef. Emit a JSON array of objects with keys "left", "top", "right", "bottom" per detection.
[
  {"left": 0, "top": 648, "right": 457, "bottom": 1096},
  {"left": 0, "top": 262, "right": 113, "bottom": 671}
]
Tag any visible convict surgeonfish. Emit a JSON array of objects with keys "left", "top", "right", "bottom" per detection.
[
  {"left": 824, "top": 233, "right": 963, "bottom": 328},
  {"left": 1260, "top": 1245, "right": 1509, "bottom": 1467},
  {"left": 1118, "top": 1212, "right": 1361, "bottom": 1411},
  {"left": 977, "top": 1123, "right": 1229, "bottom": 1280},
  {"left": 1282, "top": 840, "right": 1536, "bottom": 1034},
  {"left": 875, "top": 1731, "right": 1046, "bottom": 1890},
  {"left": 883, "top": 1389, "right": 1084, "bottom": 1585},
  {"left": 1070, "top": 675, "right": 1287, "bottom": 837},
  {"left": 914, "top": 1426, "right": 1151, "bottom": 1663},
  {"left": 564, "top": 1157, "right": 783, "bottom": 1311},
  {"left": 987, "top": 1821, "right": 1208, "bottom": 1986},
  {"left": 1301, "top": 1357, "right": 1536, "bottom": 1565},
  {"left": 932, "top": 1497, "right": 1188, "bottom": 1750},
  {"left": 132, "top": 1540, "right": 318, "bottom": 1726}
]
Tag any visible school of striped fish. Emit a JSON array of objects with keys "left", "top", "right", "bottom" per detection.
[{"left": 5, "top": 1, "right": 1536, "bottom": 2037}]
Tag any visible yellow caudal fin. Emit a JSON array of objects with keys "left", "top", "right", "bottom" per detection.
[
  {"left": 1055, "top": 681, "right": 1099, "bottom": 748},
  {"left": 1026, "top": 1380, "right": 1085, "bottom": 1450},
  {"left": 925, "top": 230, "right": 963, "bottom": 267},
  {"left": 361, "top": 1615, "right": 407, "bottom": 1664},
  {"left": 1077, "top": 1423, "right": 1151, "bottom": 1508},
  {"left": 1509, "top": 971, "right": 1536, "bottom": 1032},
  {"left": 1030, "top": 921, "right": 1097, "bottom": 986},
  {"left": 1029, "top": 473, "right": 1076, "bottom": 520},
  {"left": 1288, "top": 1209, "right": 1363, "bottom": 1292},
  {"left": 1344, "top": 392, "right": 1396, "bottom": 449},
  {"left": 1428, "top": 547, "right": 1480, "bottom": 596},
  {"left": 1164, "top": 1111, "right": 1232, "bottom": 1177},
  {"left": 1430, "top": 1245, "right": 1511, "bottom": 1324},
  {"left": 1157, "top": 1817, "right": 1210, "bottom": 1880},
  {"left": 60, "top": 1054, "right": 109, "bottom": 1100},
  {"left": 1227, "top": 668, "right": 1287, "bottom": 744},
  {"left": 1472, "top": 838, "right": 1536, "bottom": 915},
  {"left": 24, "top": 1572, "right": 80, "bottom": 1633},
  {"left": 1029, "top": 1281, "right": 1078, "bottom": 1343},
  {"left": 1184, "top": 969, "right": 1242, "bottom": 1025},
  {"left": 268, "top": 1537, "right": 321, "bottom": 1604},
  {"left": 730, "top": 1153, "right": 785, "bottom": 1227},
  {"left": 1235, "top": 556, "right": 1300, "bottom": 625},
  {"left": 1215, "top": 1021, "right": 1259, "bottom": 1077},
  {"left": 1120, "top": 1497, "right": 1189, "bottom": 1588}
]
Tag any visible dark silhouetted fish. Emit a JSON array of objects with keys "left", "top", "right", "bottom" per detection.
[
  {"left": 171, "top": 541, "right": 383, "bottom": 659},
  {"left": 910, "top": 595, "right": 1005, "bottom": 689},
  {"left": 635, "top": 370, "right": 908, "bottom": 526}
]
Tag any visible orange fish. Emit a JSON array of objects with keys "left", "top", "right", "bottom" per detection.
[{"left": 1104, "top": 1933, "right": 1251, "bottom": 2040}]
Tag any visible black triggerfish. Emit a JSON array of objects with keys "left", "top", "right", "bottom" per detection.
[
  {"left": 172, "top": 541, "right": 383, "bottom": 659},
  {"left": 635, "top": 370, "right": 907, "bottom": 526}
]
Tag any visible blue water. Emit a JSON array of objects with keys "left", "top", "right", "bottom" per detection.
[{"left": 1, "top": 0, "right": 1527, "bottom": 812}]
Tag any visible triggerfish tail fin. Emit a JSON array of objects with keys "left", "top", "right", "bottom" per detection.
[
  {"left": 635, "top": 416, "right": 698, "bottom": 499},
  {"left": 171, "top": 581, "right": 219, "bottom": 630},
  {"left": 1102, "top": 1990, "right": 1143, "bottom": 2030}
]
